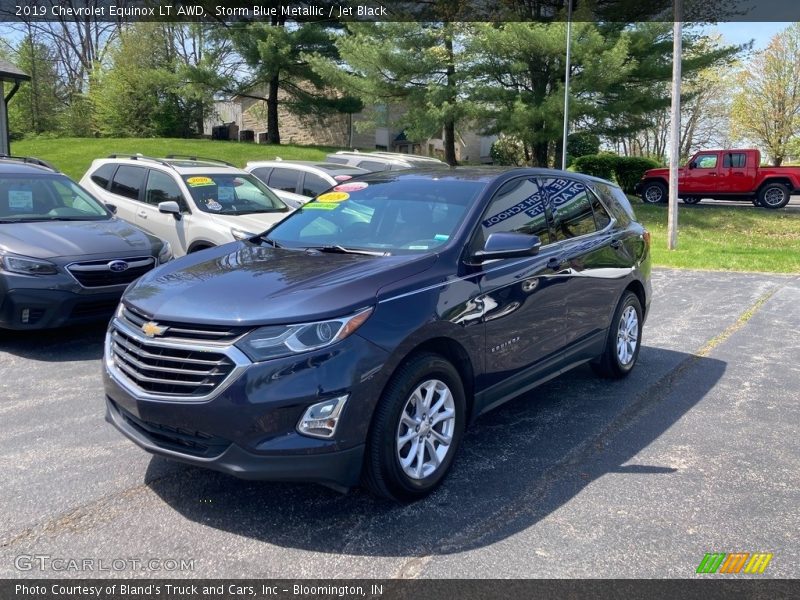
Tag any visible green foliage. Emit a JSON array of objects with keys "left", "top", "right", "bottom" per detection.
[
  {"left": 613, "top": 156, "right": 660, "bottom": 193},
  {"left": 490, "top": 135, "right": 526, "bottom": 166},
  {"left": 572, "top": 153, "right": 659, "bottom": 191},
  {"left": 572, "top": 154, "right": 618, "bottom": 180},
  {"left": 566, "top": 132, "right": 601, "bottom": 166}
]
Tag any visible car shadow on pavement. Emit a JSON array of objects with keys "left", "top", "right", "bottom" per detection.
[
  {"left": 145, "top": 346, "right": 725, "bottom": 558},
  {"left": 0, "top": 322, "right": 107, "bottom": 361}
]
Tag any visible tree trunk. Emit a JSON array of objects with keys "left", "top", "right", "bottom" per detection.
[
  {"left": 532, "top": 140, "right": 549, "bottom": 167},
  {"left": 443, "top": 29, "right": 458, "bottom": 166},
  {"left": 267, "top": 74, "right": 280, "bottom": 144}
]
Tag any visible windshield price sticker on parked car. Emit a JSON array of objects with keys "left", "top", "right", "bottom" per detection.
[
  {"left": 8, "top": 190, "right": 34, "bottom": 211},
  {"left": 186, "top": 176, "right": 215, "bottom": 187},
  {"left": 316, "top": 192, "right": 350, "bottom": 203},
  {"left": 303, "top": 202, "right": 339, "bottom": 211},
  {"left": 333, "top": 182, "right": 369, "bottom": 193}
]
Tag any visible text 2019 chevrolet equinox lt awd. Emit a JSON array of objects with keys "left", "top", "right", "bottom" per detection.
[{"left": 103, "top": 168, "right": 651, "bottom": 501}]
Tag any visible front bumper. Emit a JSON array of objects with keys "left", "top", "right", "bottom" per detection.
[
  {"left": 103, "top": 325, "right": 390, "bottom": 489},
  {"left": 0, "top": 287, "right": 122, "bottom": 330}
]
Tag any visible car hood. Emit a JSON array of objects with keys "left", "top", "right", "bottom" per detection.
[
  {"left": 124, "top": 242, "right": 438, "bottom": 326},
  {"left": 0, "top": 218, "right": 158, "bottom": 261},
  {"left": 206, "top": 211, "right": 292, "bottom": 233}
]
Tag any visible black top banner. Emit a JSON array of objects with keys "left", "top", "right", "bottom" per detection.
[{"left": 0, "top": 0, "right": 799, "bottom": 23}]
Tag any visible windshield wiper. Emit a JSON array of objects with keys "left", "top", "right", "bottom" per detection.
[
  {"left": 309, "top": 245, "right": 388, "bottom": 257},
  {"left": 254, "top": 235, "right": 282, "bottom": 248}
]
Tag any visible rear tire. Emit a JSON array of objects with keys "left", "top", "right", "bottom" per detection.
[
  {"left": 758, "top": 182, "right": 791, "bottom": 209},
  {"left": 591, "top": 291, "right": 643, "bottom": 379},
  {"left": 683, "top": 196, "right": 701, "bottom": 205},
  {"left": 363, "top": 353, "right": 466, "bottom": 502},
  {"left": 641, "top": 181, "right": 667, "bottom": 204}
]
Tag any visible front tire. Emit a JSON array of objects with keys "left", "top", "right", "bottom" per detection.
[
  {"left": 641, "top": 181, "right": 667, "bottom": 204},
  {"left": 363, "top": 353, "right": 466, "bottom": 502},
  {"left": 683, "top": 196, "right": 701, "bottom": 205},
  {"left": 758, "top": 182, "right": 791, "bottom": 209},
  {"left": 592, "top": 291, "right": 643, "bottom": 379}
]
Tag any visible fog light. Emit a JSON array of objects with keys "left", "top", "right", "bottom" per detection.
[
  {"left": 21, "top": 308, "right": 30, "bottom": 324},
  {"left": 297, "top": 395, "right": 348, "bottom": 439}
]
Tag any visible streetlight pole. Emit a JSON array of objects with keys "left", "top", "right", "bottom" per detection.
[
  {"left": 561, "top": 0, "right": 573, "bottom": 170},
  {"left": 668, "top": 0, "right": 682, "bottom": 250}
]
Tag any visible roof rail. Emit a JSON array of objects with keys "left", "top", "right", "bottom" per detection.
[
  {"left": 164, "top": 154, "right": 236, "bottom": 167},
  {"left": 107, "top": 153, "right": 175, "bottom": 169},
  {"left": 0, "top": 154, "right": 58, "bottom": 171}
]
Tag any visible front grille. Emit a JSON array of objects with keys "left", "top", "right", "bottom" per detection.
[
  {"left": 120, "top": 304, "right": 248, "bottom": 343},
  {"left": 68, "top": 256, "right": 155, "bottom": 288},
  {"left": 109, "top": 327, "right": 236, "bottom": 397},
  {"left": 114, "top": 401, "right": 229, "bottom": 458}
]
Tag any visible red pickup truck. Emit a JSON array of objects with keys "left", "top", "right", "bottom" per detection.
[{"left": 636, "top": 149, "right": 800, "bottom": 209}]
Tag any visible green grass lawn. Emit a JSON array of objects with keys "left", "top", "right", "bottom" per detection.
[
  {"left": 633, "top": 201, "right": 800, "bottom": 273},
  {"left": 12, "top": 137, "right": 335, "bottom": 180}
]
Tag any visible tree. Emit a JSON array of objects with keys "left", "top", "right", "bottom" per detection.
[
  {"left": 3, "top": 32, "right": 62, "bottom": 136},
  {"left": 308, "top": 22, "right": 472, "bottom": 165},
  {"left": 731, "top": 23, "right": 800, "bottom": 166},
  {"left": 227, "top": 18, "right": 346, "bottom": 144}
]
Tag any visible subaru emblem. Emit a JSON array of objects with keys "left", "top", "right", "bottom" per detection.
[{"left": 108, "top": 260, "right": 129, "bottom": 273}]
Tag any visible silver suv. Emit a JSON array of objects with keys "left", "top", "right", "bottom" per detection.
[
  {"left": 324, "top": 151, "right": 447, "bottom": 172},
  {"left": 245, "top": 160, "right": 369, "bottom": 202},
  {"left": 80, "top": 155, "right": 292, "bottom": 257},
  {"left": 0, "top": 156, "right": 169, "bottom": 330}
]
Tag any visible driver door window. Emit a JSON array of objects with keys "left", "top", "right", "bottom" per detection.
[{"left": 474, "top": 177, "right": 550, "bottom": 253}]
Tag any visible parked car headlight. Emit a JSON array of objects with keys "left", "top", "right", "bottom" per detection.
[
  {"left": 157, "top": 241, "right": 173, "bottom": 264},
  {"left": 236, "top": 307, "right": 373, "bottom": 361},
  {"left": 0, "top": 254, "right": 59, "bottom": 276},
  {"left": 231, "top": 228, "right": 258, "bottom": 241}
]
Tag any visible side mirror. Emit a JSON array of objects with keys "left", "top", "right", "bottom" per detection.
[
  {"left": 472, "top": 232, "right": 541, "bottom": 263},
  {"left": 158, "top": 200, "right": 182, "bottom": 219},
  {"left": 104, "top": 203, "right": 117, "bottom": 214}
]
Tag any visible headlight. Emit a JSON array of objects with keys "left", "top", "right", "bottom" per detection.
[
  {"left": 231, "top": 228, "right": 258, "bottom": 241},
  {"left": 157, "top": 241, "right": 173, "bottom": 264},
  {"left": 236, "top": 307, "right": 373, "bottom": 362},
  {"left": 0, "top": 254, "right": 58, "bottom": 276}
]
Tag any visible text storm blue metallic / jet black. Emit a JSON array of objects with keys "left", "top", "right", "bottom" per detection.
[{"left": 103, "top": 167, "right": 652, "bottom": 501}]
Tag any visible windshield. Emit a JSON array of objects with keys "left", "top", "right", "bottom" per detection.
[
  {"left": 0, "top": 174, "right": 110, "bottom": 222},
  {"left": 264, "top": 178, "right": 485, "bottom": 253},
  {"left": 182, "top": 173, "right": 288, "bottom": 216}
]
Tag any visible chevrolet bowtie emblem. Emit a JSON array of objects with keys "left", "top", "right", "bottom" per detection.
[{"left": 142, "top": 321, "right": 168, "bottom": 337}]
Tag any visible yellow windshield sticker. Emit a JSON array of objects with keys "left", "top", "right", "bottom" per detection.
[
  {"left": 316, "top": 191, "right": 350, "bottom": 203},
  {"left": 186, "top": 176, "right": 215, "bottom": 187},
  {"left": 304, "top": 202, "right": 339, "bottom": 211}
]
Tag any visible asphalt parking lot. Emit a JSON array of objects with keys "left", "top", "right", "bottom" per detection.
[{"left": 1, "top": 268, "right": 798, "bottom": 579}]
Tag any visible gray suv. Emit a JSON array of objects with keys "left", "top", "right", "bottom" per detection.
[{"left": 0, "top": 156, "right": 171, "bottom": 330}]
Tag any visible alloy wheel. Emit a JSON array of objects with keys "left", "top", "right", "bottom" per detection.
[{"left": 616, "top": 305, "right": 639, "bottom": 366}]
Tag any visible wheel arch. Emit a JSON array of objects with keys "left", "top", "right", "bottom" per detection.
[
  {"left": 625, "top": 279, "right": 647, "bottom": 318},
  {"left": 187, "top": 240, "right": 216, "bottom": 253},
  {"left": 757, "top": 178, "right": 793, "bottom": 193}
]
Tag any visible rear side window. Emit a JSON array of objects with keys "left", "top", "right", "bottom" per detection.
[
  {"left": 543, "top": 178, "right": 597, "bottom": 240},
  {"left": 267, "top": 168, "right": 300, "bottom": 193},
  {"left": 589, "top": 189, "right": 612, "bottom": 230},
  {"left": 90, "top": 163, "right": 116, "bottom": 189},
  {"left": 592, "top": 181, "right": 634, "bottom": 226},
  {"left": 110, "top": 166, "right": 146, "bottom": 201},
  {"left": 302, "top": 172, "right": 330, "bottom": 197},
  {"left": 723, "top": 153, "right": 746, "bottom": 168}
]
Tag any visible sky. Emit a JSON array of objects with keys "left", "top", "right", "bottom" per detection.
[{"left": 711, "top": 21, "right": 793, "bottom": 50}]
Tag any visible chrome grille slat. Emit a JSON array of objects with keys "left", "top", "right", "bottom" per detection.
[
  {"left": 120, "top": 305, "right": 246, "bottom": 342},
  {"left": 111, "top": 332, "right": 227, "bottom": 366},
  {"left": 109, "top": 323, "right": 239, "bottom": 398},
  {"left": 111, "top": 343, "right": 227, "bottom": 376}
]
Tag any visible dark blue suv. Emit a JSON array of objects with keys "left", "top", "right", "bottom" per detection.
[{"left": 103, "top": 168, "right": 651, "bottom": 501}]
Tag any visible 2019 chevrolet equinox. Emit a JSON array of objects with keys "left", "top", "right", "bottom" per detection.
[{"left": 103, "top": 168, "right": 651, "bottom": 501}]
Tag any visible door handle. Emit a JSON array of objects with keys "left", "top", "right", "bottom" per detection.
[
  {"left": 610, "top": 239, "right": 623, "bottom": 250},
  {"left": 137, "top": 210, "right": 147, "bottom": 219}
]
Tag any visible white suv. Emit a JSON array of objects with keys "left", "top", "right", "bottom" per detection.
[
  {"left": 80, "top": 155, "right": 293, "bottom": 257},
  {"left": 324, "top": 151, "right": 447, "bottom": 172},
  {"left": 245, "top": 160, "right": 369, "bottom": 202}
]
